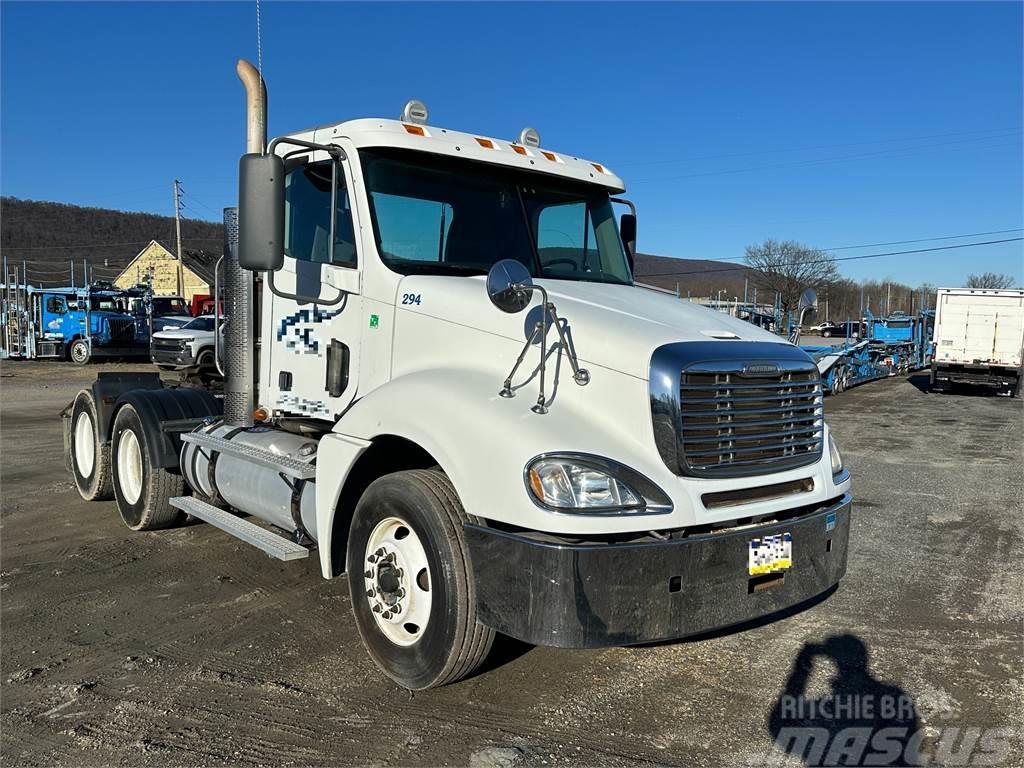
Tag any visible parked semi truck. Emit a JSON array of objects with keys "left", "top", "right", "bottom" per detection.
[
  {"left": 931, "top": 287, "right": 1024, "bottom": 396},
  {"left": 63, "top": 60, "right": 852, "bottom": 689}
]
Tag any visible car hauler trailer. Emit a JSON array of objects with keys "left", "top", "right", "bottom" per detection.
[
  {"left": 63, "top": 60, "right": 853, "bottom": 689},
  {"left": 931, "top": 287, "right": 1024, "bottom": 396},
  {"left": 2, "top": 282, "right": 149, "bottom": 363},
  {"left": 800, "top": 308, "right": 934, "bottom": 394}
]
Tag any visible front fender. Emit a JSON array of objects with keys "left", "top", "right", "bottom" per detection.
[{"left": 329, "top": 366, "right": 672, "bottom": 538}]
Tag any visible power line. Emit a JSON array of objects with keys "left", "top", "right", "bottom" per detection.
[
  {"left": 638, "top": 238, "right": 1024, "bottom": 279},
  {"left": 615, "top": 126, "right": 1023, "bottom": 168},
  {"left": 631, "top": 139, "right": 1020, "bottom": 184},
  {"left": 822, "top": 228, "right": 1024, "bottom": 251},
  {"left": 3, "top": 237, "right": 222, "bottom": 251}
]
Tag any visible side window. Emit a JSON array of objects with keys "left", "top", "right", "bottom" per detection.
[
  {"left": 369, "top": 193, "right": 453, "bottom": 262},
  {"left": 46, "top": 296, "right": 67, "bottom": 314},
  {"left": 284, "top": 159, "right": 357, "bottom": 268},
  {"left": 536, "top": 202, "right": 598, "bottom": 275}
]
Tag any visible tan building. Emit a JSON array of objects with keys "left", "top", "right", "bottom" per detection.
[{"left": 114, "top": 240, "right": 211, "bottom": 302}]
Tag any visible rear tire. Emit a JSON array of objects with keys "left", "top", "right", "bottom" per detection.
[
  {"left": 111, "top": 404, "right": 185, "bottom": 531},
  {"left": 347, "top": 469, "right": 494, "bottom": 690},
  {"left": 69, "top": 389, "right": 113, "bottom": 501}
]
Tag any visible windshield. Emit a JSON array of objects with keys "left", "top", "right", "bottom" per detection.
[
  {"left": 89, "top": 296, "right": 119, "bottom": 312},
  {"left": 182, "top": 316, "right": 217, "bottom": 332},
  {"left": 360, "top": 148, "right": 632, "bottom": 285}
]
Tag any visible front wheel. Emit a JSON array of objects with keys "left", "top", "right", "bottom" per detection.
[
  {"left": 347, "top": 469, "right": 494, "bottom": 689},
  {"left": 822, "top": 330, "right": 832, "bottom": 338},
  {"left": 69, "top": 339, "right": 91, "bottom": 365}
]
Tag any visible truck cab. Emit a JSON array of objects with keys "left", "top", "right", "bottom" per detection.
[{"left": 66, "top": 63, "right": 852, "bottom": 690}]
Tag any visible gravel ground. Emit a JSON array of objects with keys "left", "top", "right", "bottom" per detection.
[{"left": 1, "top": 360, "right": 1021, "bottom": 767}]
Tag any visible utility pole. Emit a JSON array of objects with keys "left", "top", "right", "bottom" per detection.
[
  {"left": 70, "top": 260, "right": 75, "bottom": 289},
  {"left": 173, "top": 179, "right": 185, "bottom": 298},
  {"left": 886, "top": 282, "right": 892, "bottom": 315}
]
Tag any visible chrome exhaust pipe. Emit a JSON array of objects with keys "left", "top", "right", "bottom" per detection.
[{"left": 223, "top": 59, "right": 266, "bottom": 428}]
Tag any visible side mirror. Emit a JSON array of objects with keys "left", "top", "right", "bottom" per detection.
[
  {"left": 619, "top": 213, "right": 637, "bottom": 272},
  {"left": 798, "top": 288, "right": 818, "bottom": 314},
  {"left": 238, "top": 153, "right": 285, "bottom": 271},
  {"left": 486, "top": 259, "right": 533, "bottom": 313}
]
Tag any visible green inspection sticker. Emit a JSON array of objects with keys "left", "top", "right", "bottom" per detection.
[{"left": 369, "top": 314, "right": 379, "bottom": 328}]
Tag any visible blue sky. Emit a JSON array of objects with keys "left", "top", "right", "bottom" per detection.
[{"left": 2, "top": 1, "right": 1021, "bottom": 286}]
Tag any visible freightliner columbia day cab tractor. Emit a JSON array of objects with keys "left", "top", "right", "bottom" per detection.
[{"left": 63, "top": 60, "right": 853, "bottom": 689}]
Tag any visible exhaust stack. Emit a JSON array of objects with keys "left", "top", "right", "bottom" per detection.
[{"left": 223, "top": 59, "right": 266, "bottom": 428}]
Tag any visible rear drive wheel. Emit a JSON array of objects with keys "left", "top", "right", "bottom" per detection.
[
  {"left": 347, "top": 469, "right": 494, "bottom": 689},
  {"left": 69, "top": 339, "right": 91, "bottom": 365},
  {"left": 69, "top": 389, "right": 113, "bottom": 501},
  {"left": 111, "top": 404, "right": 185, "bottom": 531}
]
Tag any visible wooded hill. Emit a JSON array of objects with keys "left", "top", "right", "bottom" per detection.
[
  {"left": 1, "top": 196, "right": 750, "bottom": 296},
  {"left": 1, "top": 197, "right": 223, "bottom": 287}
]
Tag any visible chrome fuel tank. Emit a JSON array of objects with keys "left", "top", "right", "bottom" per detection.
[{"left": 181, "top": 424, "right": 318, "bottom": 539}]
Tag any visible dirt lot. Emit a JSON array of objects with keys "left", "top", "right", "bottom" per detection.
[{"left": 2, "top": 361, "right": 1021, "bottom": 766}]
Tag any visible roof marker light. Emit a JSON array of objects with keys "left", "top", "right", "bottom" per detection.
[
  {"left": 401, "top": 99, "right": 429, "bottom": 124},
  {"left": 475, "top": 137, "right": 495, "bottom": 149},
  {"left": 541, "top": 150, "right": 558, "bottom": 162},
  {"left": 403, "top": 124, "right": 425, "bottom": 136},
  {"left": 592, "top": 163, "right": 607, "bottom": 173},
  {"left": 519, "top": 127, "right": 541, "bottom": 148},
  {"left": 510, "top": 144, "right": 528, "bottom": 156}
]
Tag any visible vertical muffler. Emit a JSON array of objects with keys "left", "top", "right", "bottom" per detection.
[{"left": 223, "top": 59, "right": 267, "bottom": 428}]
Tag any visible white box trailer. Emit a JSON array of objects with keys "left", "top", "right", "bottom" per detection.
[{"left": 931, "top": 287, "right": 1024, "bottom": 396}]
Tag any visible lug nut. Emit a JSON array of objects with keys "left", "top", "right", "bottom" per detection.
[
  {"left": 365, "top": 588, "right": 375, "bottom": 597},
  {"left": 376, "top": 548, "right": 385, "bottom": 557},
  {"left": 367, "top": 554, "right": 377, "bottom": 564},
  {"left": 372, "top": 604, "right": 381, "bottom": 613},
  {"left": 364, "top": 570, "right": 373, "bottom": 578},
  {"left": 382, "top": 611, "right": 392, "bottom": 619}
]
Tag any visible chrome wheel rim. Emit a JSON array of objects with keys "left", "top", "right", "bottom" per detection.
[
  {"left": 117, "top": 429, "right": 143, "bottom": 505},
  {"left": 71, "top": 343, "right": 88, "bottom": 363},
  {"left": 74, "top": 411, "right": 95, "bottom": 477},
  {"left": 364, "top": 516, "right": 431, "bottom": 647}
]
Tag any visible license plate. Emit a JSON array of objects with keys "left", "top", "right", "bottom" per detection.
[{"left": 748, "top": 533, "right": 793, "bottom": 575}]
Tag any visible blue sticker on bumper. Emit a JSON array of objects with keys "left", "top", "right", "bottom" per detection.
[{"left": 825, "top": 512, "right": 837, "bottom": 532}]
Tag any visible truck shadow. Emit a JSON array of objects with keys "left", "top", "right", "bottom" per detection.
[
  {"left": 767, "top": 634, "right": 922, "bottom": 766},
  {"left": 908, "top": 372, "right": 1009, "bottom": 398}
]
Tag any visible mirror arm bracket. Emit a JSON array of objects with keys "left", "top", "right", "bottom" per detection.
[{"left": 262, "top": 135, "right": 348, "bottom": 305}]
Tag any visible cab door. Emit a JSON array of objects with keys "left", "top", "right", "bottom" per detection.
[{"left": 265, "top": 150, "right": 363, "bottom": 421}]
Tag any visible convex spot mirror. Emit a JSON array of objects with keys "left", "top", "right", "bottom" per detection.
[
  {"left": 487, "top": 259, "right": 533, "bottom": 314},
  {"left": 238, "top": 153, "right": 285, "bottom": 272},
  {"left": 798, "top": 288, "right": 818, "bottom": 313}
]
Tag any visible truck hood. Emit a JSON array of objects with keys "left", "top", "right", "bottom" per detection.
[
  {"left": 398, "top": 275, "right": 792, "bottom": 380},
  {"left": 152, "top": 328, "right": 215, "bottom": 341}
]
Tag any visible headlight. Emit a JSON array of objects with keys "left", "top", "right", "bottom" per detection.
[
  {"left": 828, "top": 433, "right": 843, "bottom": 475},
  {"left": 525, "top": 454, "right": 672, "bottom": 514}
]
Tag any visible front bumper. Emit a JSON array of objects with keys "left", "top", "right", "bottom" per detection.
[
  {"left": 151, "top": 346, "right": 196, "bottom": 368},
  {"left": 465, "top": 493, "right": 851, "bottom": 648}
]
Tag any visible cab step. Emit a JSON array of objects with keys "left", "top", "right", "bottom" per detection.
[
  {"left": 169, "top": 496, "right": 310, "bottom": 561},
  {"left": 179, "top": 432, "right": 316, "bottom": 480}
]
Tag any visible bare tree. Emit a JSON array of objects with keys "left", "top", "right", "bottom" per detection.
[
  {"left": 966, "top": 272, "right": 1017, "bottom": 289},
  {"left": 743, "top": 239, "right": 839, "bottom": 313}
]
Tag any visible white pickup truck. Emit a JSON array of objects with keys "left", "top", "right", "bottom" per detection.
[
  {"left": 150, "top": 315, "right": 222, "bottom": 375},
  {"left": 931, "top": 288, "right": 1024, "bottom": 396}
]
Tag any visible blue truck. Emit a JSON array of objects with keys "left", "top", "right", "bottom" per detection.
[{"left": 2, "top": 284, "right": 149, "bottom": 364}]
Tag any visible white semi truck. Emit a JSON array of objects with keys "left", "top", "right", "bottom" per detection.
[
  {"left": 931, "top": 287, "right": 1024, "bottom": 396},
  {"left": 64, "top": 60, "right": 852, "bottom": 689}
]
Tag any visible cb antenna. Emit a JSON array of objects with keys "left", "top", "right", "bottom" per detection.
[{"left": 255, "top": 0, "right": 263, "bottom": 79}]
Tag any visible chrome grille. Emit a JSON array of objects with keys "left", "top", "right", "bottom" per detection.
[
  {"left": 152, "top": 338, "right": 186, "bottom": 352},
  {"left": 649, "top": 341, "right": 826, "bottom": 480},
  {"left": 679, "top": 369, "right": 823, "bottom": 476}
]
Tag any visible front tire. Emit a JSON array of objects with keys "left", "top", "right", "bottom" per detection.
[
  {"left": 69, "top": 339, "right": 91, "bottom": 365},
  {"left": 822, "top": 330, "right": 832, "bottom": 338},
  {"left": 111, "top": 404, "right": 185, "bottom": 531},
  {"left": 69, "top": 389, "right": 113, "bottom": 501},
  {"left": 347, "top": 469, "right": 494, "bottom": 690}
]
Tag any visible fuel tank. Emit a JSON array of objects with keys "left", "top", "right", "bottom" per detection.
[{"left": 181, "top": 423, "right": 318, "bottom": 539}]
